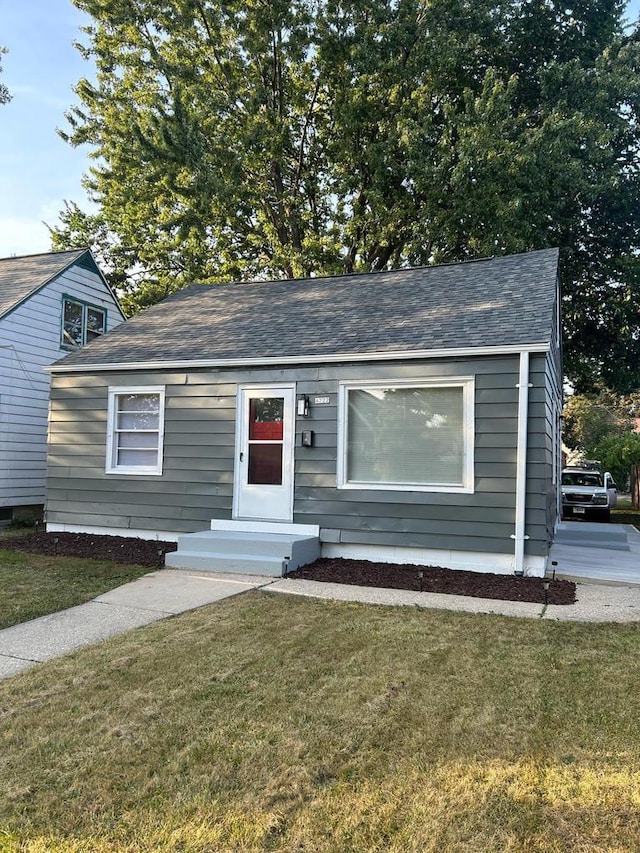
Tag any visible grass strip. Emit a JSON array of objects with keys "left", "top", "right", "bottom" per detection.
[
  {"left": 611, "top": 507, "right": 640, "bottom": 529},
  {"left": 0, "top": 550, "right": 148, "bottom": 629}
]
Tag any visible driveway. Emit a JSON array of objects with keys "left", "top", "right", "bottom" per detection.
[{"left": 550, "top": 521, "right": 640, "bottom": 585}]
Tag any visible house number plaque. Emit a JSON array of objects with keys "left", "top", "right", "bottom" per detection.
[{"left": 313, "top": 396, "right": 331, "bottom": 405}]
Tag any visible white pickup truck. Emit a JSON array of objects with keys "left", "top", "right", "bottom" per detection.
[{"left": 561, "top": 465, "right": 618, "bottom": 522}]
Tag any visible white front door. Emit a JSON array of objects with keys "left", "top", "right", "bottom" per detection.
[{"left": 234, "top": 386, "right": 295, "bottom": 522}]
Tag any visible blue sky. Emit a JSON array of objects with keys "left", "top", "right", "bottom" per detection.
[
  {"left": 1, "top": 0, "right": 639, "bottom": 259},
  {"left": 0, "top": 0, "right": 93, "bottom": 258}
]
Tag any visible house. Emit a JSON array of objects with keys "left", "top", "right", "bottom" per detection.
[
  {"left": 0, "top": 249, "right": 125, "bottom": 522},
  {"left": 45, "top": 248, "right": 562, "bottom": 578}
]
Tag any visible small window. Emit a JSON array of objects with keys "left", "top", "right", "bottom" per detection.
[
  {"left": 106, "top": 387, "right": 165, "bottom": 475},
  {"left": 61, "top": 297, "right": 106, "bottom": 349},
  {"left": 338, "top": 380, "right": 474, "bottom": 493}
]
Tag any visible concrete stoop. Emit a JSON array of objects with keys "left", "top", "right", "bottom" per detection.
[{"left": 165, "top": 521, "right": 320, "bottom": 576}]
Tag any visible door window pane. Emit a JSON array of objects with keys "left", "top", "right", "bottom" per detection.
[
  {"left": 249, "top": 398, "right": 284, "bottom": 440},
  {"left": 248, "top": 443, "right": 283, "bottom": 485},
  {"left": 347, "top": 386, "right": 464, "bottom": 486}
]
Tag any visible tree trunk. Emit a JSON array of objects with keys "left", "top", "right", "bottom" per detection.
[{"left": 631, "top": 464, "right": 640, "bottom": 510}]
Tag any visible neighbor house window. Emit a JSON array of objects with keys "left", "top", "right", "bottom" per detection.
[
  {"left": 61, "top": 296, "right": 106, "bottom": 349},
  {"left": 106, "top": 387, "right": 165, "bottom": 475},
  {"left": 338, "top": 380, "right": 474, "bottom": 493}
]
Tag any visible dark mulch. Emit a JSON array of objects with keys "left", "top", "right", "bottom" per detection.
[
  {"left": 0, "top": 532, "right": 576, "bottom": 605},
  {"left": 288, "top": 558, "right": 576, "bottom": 605},
  {"left": 0, "top": 532, "right": 177, "bottom": 568}
]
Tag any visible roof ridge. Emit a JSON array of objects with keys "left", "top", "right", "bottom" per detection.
[{"left": 173, "top": 248, "right": 559, "bottom": 291}]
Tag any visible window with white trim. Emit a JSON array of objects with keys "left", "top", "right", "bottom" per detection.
[
  {"left": 338, "top": 380, "right": 474, "bottom": 492},
  {"left": 61, "top": 297, "right": 106, "bottom": 349},
  {"left": 106, "top": 387, "right": 165, "bottom": 475}
]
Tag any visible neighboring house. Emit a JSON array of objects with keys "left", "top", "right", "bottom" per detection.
[
  {"left": 0, "top": 249, "right": 125, "bottom": 521},
  {"left": 46, "top": 248, "right": 562, "bottom": 578}
]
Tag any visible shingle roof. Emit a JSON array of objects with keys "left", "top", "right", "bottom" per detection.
[
  {"left": 55, "top": 248, "right": 560, "bottom": 369},
  {"left": 0, "top": 249, "right": 91, "bottom": 320}
]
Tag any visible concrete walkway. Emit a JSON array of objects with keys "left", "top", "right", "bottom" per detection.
[
  {"left": 268, "top": 577, "right": 640, "bottom": 623},
  {"left": 0, "top": 569, "right": 273, "bottom": 680},
  {"left": 2, "top": 568, "right": 640, "bottom": 682}
]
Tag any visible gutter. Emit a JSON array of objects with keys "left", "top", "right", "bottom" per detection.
[
  {"left": 45, "top": 341, "right": 550, "bottom": 374},
  {"left": 512, "top": 351, "right": 531, "bottom": 575}
]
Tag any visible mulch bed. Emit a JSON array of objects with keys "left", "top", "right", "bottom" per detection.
[
  {"left": 289, "top": 558, "right": 576, "bottom": 605},
  {"left": 0, "top": 532, "right": 177, "bottom": 568},
  {"left": 0, "top": 532, "right": 576, "bottom": 605}
]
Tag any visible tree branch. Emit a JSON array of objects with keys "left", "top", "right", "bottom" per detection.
[{"left": 293, "top": 77, "right": 321, "bottom": 196}]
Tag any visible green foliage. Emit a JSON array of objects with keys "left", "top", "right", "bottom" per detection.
[
  {"left": 0, "top": 46, "right": 10, "bottom": 105},
  {"left": 563, "top": 389, "right": 640, "bottom": 485},
  {"left": 618, "top": 390, "right": 640, "bottom": 419},
  {"left": 53, "top": 0, "right": 640, "bottom": 391},
  {"left": 591, "top": 432, "right": 640, "bottom": 488},
  {"left": 563, "top": 390, "right": 634, "bottom": 453}
]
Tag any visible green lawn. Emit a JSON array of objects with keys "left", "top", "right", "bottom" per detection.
[
  {"left": 1, "top": 592, "right": 639, "bottom": 852},
  {"left": 612, "top": 503, "right": 640, "bottom": 529},
  {"left": 0, "top": 549, "right": 149, "bottom": 629}
]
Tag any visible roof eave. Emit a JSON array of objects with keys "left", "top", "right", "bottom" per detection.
[{"left": 47, "top": 341, "right": 551, "bottom": 374}]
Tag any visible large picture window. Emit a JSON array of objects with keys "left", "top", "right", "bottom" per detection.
[
  {"left": 338, "top": 380, "right": 474, "bottom": 492},
  {"left": 61, "top": 296, "right": 106, "bottom": 349},
  {"left": 106, "top": 387, "right": 165, "bottom": 475}
]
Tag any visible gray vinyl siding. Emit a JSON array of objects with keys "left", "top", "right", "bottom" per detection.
[
  {"left": 47, "top": 352, "right": 554, "bottom": 560},
  {"left": 0, "top": 263, "right": 123, "bottom": 509},
  {"left": 524, "top": 354, "right": 556, "bottom": 557},
  {"left": 542, "top": 291, "right": 563, "bottom": 543},
  {"left": 48, "top": 371, "right": 234, "bottom": 533},
  {"left": 296, "top": 357, "right": 548, "bottom": 558}
]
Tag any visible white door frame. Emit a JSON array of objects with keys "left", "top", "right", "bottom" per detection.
[{"left": 233, "top": 384, "right": 296, "bottom": 522}]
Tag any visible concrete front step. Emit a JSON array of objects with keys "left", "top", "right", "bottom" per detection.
[
  {"left": 164, "top": 528, "right": 320, "bottom": 576},
  {"left": 165, "top": 551, "right": 286, "bottom": 575},
  {"left": 210, "top": 519, "right": 319, "bottom": 536},
  {"left": 170, "top": 530, "right": 317, "bottom": 559}
]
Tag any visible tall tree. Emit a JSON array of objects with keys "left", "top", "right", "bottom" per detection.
[
  {"left": 52, "top": 0, "right": 640, "bottom": 392},
  {"left": 563, "top": 387, "right": 640, "bottom": 487},
  {"left": 563, "top": 389, "right": 634, "bottom": 453}
]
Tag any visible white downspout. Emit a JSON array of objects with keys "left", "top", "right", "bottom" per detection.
[{"left": 513, "top": 351, "right": 531, "bottom": 575}]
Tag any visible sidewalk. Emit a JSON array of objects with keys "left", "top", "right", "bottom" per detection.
[
  {"left": 268, "top": 577, "right": 640, "bottom": 623},
  {"left": 0, "top": 570, "right": 273, "bottom": 680},
  {"left": 2, "top": 569, "right": 640, "bottom": 681}
]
